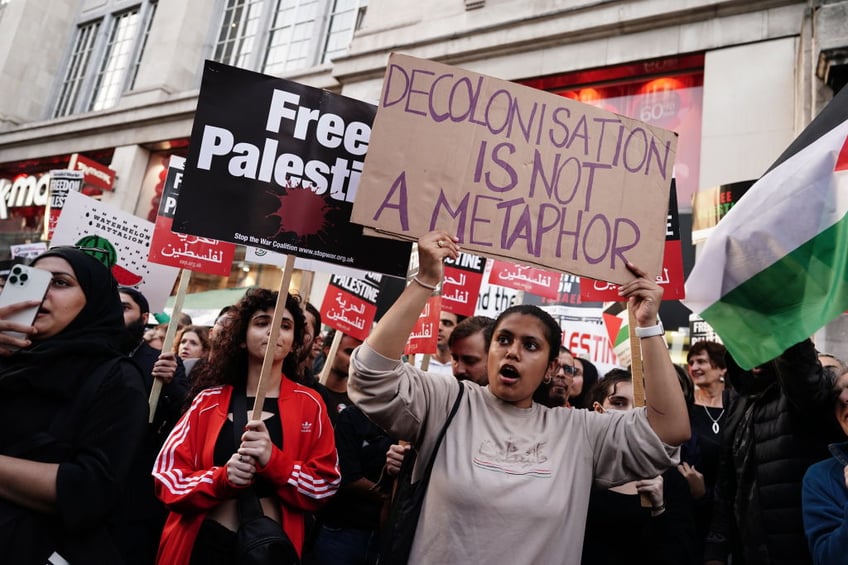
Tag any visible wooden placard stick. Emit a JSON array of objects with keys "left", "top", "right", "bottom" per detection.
[
  {"left": 148, "top": 268, "right": 191, "bottom": 422},
  {"left": 420, "top": 354, "right": 431, "bottom": 372},
  {"left": 252, "top": 254, "right": 296, "bottom": 421},
  {"left": 627, "top": 301, "right": 646, "bottom": 408},
  {"left": 318, "top": 329, "right": 344, "bottom": 386},
  {"left": 627, "top": 300, "right": 652, "bottom": 507}
]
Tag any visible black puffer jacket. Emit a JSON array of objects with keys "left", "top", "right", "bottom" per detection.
[{"left": 703, "top": 339, "right": 840, "bottom": 564}]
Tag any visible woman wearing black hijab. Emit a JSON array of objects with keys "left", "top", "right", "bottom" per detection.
[{"left": 0, "top": 247, "right": 148, "bottom": 564}]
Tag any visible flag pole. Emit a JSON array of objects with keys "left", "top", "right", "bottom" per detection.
[
  {"left": 318, "top": 330, "right": 344, "bottom": 385},
  {"left": 627, "top": 302, "right": 646, "bottom": 408}
]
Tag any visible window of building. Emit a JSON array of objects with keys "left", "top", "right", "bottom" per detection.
[
  {"left": 213, "top": 0, "right": 367, "bottom": 75},
  {"left": 53, "top": 1, "right": 157, "bottom": 118}
]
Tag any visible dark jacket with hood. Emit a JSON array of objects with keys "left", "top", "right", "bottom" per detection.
[{"left": 703, "top": 339, "right": 840, "bottom": 564}]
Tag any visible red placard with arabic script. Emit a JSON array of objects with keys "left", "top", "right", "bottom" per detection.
[
  {"left": 404, "top": 295, "right": 440, "bottom": 356},
  {"left": 320, "top": 274, "right": 381, "bottom": 341},
  {"left": 442, "top": 252, "right": 486, "bottom": 317},
  {"left": 488, "top": 260, "right": 561, "bottom": 299},
  {"left": 580, "top": 240, "right": 685, "bottom": 301},
  {"left": 148, "top": 156, "right": 235, "bottom": 276}
]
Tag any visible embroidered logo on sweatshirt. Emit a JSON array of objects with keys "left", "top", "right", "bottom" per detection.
[
  {"left": 301, "top": 421, "right": 313, "bottom": 433},
  {"left": 473, "top": 438, "right": 552, "bottom": 477}
]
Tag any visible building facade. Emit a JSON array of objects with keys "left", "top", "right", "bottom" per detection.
[{"left": 0, "top": 0, "right": 846, "bottom": 351}]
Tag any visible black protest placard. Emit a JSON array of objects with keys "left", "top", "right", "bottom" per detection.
[{"left": 173, "top": 61, "right": 412, "bottom": 277}]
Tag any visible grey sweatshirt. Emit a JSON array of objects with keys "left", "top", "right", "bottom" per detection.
[{"left": 349, "top": 342, "right": 679, "bottom": 564}]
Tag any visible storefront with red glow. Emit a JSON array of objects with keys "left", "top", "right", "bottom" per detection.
[{"left": 521, "top": 53, "right": 704, "bottom": 211}]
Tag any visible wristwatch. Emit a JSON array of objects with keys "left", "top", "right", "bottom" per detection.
[{"left": 634, "top": 322, "right": 664, "bottom": 339}]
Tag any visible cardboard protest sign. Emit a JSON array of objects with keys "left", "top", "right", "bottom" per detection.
[
  {"left": 581, "top": 182, "right": 685, "bottom": 301},
  {"left": 52, "top": 191, "right": 179, "bottom": 311},
  {"left": 320, "top": 273, "right": 382, "bottom": 341},
  {"left": 442, "top": 252, "right": 486, "bottom": 316},
  {"left": 488, "top": 260, "right": 561, "bottom": 299},
  {"left": 352, "top": 53, "right": 678, "bottom": 284},
  {"left": 148, "top": 156, "right": 236, "bottom": 276},
  {"left": 405, "top": 295, "right": 440, "bottom": 355},
  {"left": 10, "top": 242, "right": 47, "bottom": 260},
  {"left": 46, "top": 170, "right": 83, "bottom": 240},
  {"left": 172, "top": 60, "right": 412, "bottom": 277}
]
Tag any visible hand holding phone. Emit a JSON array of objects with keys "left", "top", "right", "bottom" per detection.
[{"left": 0, "top": 264, "right": 52, "bottom": 353}]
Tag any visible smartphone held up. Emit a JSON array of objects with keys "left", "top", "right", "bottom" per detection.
[{"left": 0, "top": 264, "right": 52, "bottom": 348}]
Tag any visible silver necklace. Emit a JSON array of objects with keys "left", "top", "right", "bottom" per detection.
[{"left": 703, "top": 404, "right": 725, "bottom": 434}]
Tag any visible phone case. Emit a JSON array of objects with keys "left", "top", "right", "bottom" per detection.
[{"left": 0, "top": 264, "right": 53, "bottom": 340}]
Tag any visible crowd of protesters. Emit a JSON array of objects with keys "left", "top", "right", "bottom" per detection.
[{"left": 0, "top": 237, "right": 846, "bottom": 565}]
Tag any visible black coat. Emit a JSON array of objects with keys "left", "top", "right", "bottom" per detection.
[{"left": 704, "top": 339, "right": 840, "bottom": 564}]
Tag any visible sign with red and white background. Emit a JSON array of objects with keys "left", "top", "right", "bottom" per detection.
[
  {"left": 320, "top": 272, "right": 383, "bottom": 342},
  {"left": 68, "top": 153, "right": 116, "bottom": 192},
  {"left": 405, "top": 295, "right": 440, "bottom": 356},
  {"left": 581, "top": 181, "right": 685, "bottom": 301},
  {"left": 488, "top": 260, "right": 561, "bottom": 299},
  {"left": 148, "top": 156, "right": 236, "bottom": 276},
  {"left": 441, "top": 252, "right": 487, "bottom": 317}
]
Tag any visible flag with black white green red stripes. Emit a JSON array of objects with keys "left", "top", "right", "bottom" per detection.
[{"left": 683, "top": 86, "right": 848, "bottom": 369}]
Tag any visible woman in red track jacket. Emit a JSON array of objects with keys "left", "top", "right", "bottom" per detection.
[{"left": 153, "top": 289, "right": 340, "bottom": 565}]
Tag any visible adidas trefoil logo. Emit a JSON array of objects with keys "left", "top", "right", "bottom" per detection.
[{"left": 301, "top": 421, "right": 313, "bottom": 433}]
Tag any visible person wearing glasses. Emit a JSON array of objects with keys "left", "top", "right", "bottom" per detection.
[{"left": 533, "top": 346, "right": 576, "bottom": 408}]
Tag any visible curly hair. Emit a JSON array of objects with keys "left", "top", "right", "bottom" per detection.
[{"left": 188, "top": 288, "right": 305, "bottom": 402}]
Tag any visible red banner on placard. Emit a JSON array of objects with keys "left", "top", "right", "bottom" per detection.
[
  {"left": 404, "top": 295, "right": 440, "bottom": 356},
  {"left": 488, "top": 260, "right": 561, "bottom": 299},
  {"left": 442, "top": 252, "right": 486, "bottom": 317},
  {"left": 148, "top": 157, "right": 236, "bottom": 276},
  {"left": 581, "top": 181, "right": 685, "bottom": 301},
  {"left": 320, "top": 273, "right": 382, "bottom": 341}
]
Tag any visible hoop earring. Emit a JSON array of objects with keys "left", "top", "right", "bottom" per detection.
[{"left": 543, "top": 375, "right": 552, "bottom": 384}]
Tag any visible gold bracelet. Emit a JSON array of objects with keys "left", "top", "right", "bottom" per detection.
[{"left": 411, "top": 275, "right": 439, "bottom": 291}]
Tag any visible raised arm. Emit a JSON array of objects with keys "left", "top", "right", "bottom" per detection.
[
  {"left": 365, "top": 231, "right": 459, "bottom": 359},
  {"left": 618, "top": 263, "right": 690, "bottom": 445}
]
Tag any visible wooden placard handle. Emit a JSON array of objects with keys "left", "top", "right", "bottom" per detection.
[
  {"left": 628, "top": 302, "right": 646, "bottom": 408},
  {"left": 251, "top": 255, "right": 296, "bottom": 421},
  {"left": 148, "top": 268, "right": 191, "bottom": 423}
]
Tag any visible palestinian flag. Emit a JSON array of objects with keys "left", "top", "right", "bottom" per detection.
[{"left": 683, "top": 86, "right": 848, "bottom": 369}]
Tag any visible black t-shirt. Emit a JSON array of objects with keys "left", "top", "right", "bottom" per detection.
[
  {"left": 317, "top": 405, "right": 393, "bottom": 530},
  {"left": 316, "top": 385, "right": 352, "bottom": 427}
]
